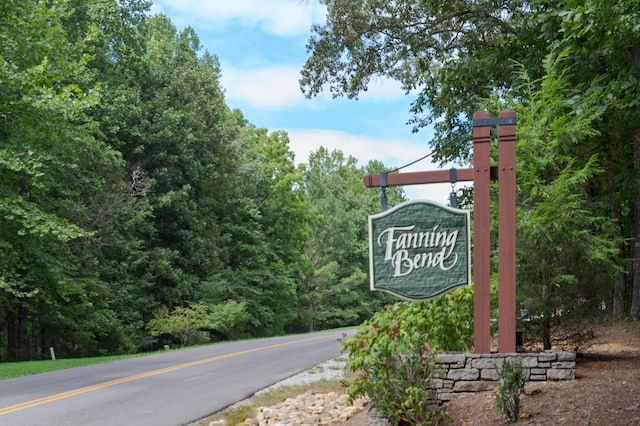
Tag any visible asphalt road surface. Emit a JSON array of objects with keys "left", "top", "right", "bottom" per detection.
[{"left": 0, "top": 330, "right": 353, "bottom": 426}]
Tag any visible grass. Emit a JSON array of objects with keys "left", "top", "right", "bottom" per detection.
[{"left": 0, "top": 353, "right": 149, "bottom": 380}]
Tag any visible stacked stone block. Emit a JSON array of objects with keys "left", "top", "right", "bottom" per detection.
[{"left": 433, "top": 351, "right": 576, "bottom": 402}]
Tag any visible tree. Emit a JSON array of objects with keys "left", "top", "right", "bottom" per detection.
[
  {"left": 209, "top": 300, "right": 250, "bottom": 340},
  {"left": 513, "top": 55, "right": 622, "bottom": 348},
  {"left": 543, "top": 0, "right": 640, "bottom": 317},
  {"left": 202, "top": 123, "right": 310, "bottom": 336},
  {"left": 57, "top": 0, "right": 162, "bottom": 353},
  {"left": 298, "top": 148, "right": 399, "bottom": 331},
  {"left": 0, "top": 0, "right": 126, "bottom": 360},
  {"left": 131, "top": 16, "right": 235, "bottom": 308},
  {"left": 300, "top": 0, "right": 543, "bottom": 163}
]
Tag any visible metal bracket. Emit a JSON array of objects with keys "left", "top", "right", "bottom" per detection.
[
  {"left": 472, "top": 117, "right": 517, "bottom": 127},
  {"left": 379, "top": 172, "right": 388, "bottom": 188},
  {"left": 449, "top": 168, "right": 457, "bottom": 184}
]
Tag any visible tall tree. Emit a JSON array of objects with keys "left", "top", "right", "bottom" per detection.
[
  {"left": 0, "top": 0, "right": 126, "bottom": 359},
  {"left": 513, "top": 56, "right": 622, "bottom": 348},
  {"left": 544, "top": 0, "right": 640, "bottom": 316},
  {"left": 108, "top": 15, "right": 239, "bottom": 323},
  {"left": 202, "top": 123, "right": 311, "bottom": 336},
  {"left": 298, "top": 148, "right": 399, "bottom": 331}
]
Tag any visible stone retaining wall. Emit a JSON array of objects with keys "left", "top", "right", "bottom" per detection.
[{"left": 434, "top": 351, "right": 576, "bottom": 401}]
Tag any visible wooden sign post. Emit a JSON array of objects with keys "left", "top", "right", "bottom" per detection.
[{"left": 364, "top": 109, "right": 517, "bottom": 353}]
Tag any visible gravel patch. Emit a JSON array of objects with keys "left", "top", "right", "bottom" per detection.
[{"left": 226, "top": 357, "right": 348, "bottom": 410}]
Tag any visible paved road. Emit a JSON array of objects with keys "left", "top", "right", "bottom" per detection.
[{"left": 0, "top": 330, "right": 353, "bottom": 426}]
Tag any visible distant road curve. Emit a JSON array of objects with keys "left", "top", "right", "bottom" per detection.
[{"left": 0, "top": 329, "right": 354, "bottom": 426}]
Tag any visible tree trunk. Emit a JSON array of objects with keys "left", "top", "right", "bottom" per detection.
[
  {"left": 609, "top": 169, "right": 627, "bottom": 315},
  {"left": 631, "top": 129, "right": 640, "bottom": 319},
  {"left": 541, "top": 316, "right": 552, "bottom": 350},
  {"left": 6, "top": 305, "right": 29, "bottom": 361},
  {"left": 628, "top": 42, "right": 640, "bottom": 318}
]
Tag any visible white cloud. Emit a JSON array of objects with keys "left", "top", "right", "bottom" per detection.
[
  {"left": 286, "top": 129, "right": 417, "bottom": 166},
  {"left": 287, "top": 129, "right": 455, "bottom": 202},
  {"left": 152, "top": 0, "right": 326, "bottom": 36},
  {"left": 220, "top": 63, "right": 309, "bottom": 108},
  {"left": 221, "top": 63, "right": 407, "bottom": 109}
]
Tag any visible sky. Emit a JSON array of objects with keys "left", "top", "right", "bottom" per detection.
[{"left": 149, "top": 0, "right": 456, "bottom": 203}]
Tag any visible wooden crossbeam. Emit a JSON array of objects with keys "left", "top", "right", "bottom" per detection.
[{"left": 363, "top": 167, "right": 499, "bottom": 188}]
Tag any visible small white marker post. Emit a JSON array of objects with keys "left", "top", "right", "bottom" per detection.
[{"left": 50, "top": 347, "right": 56, "bottom": 360}]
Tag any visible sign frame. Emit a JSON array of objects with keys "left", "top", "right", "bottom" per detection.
[{"left": 368, "top": 199, "right": 471, "bottom": 302}]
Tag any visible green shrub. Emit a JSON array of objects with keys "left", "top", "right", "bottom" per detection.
[
  {"left": 494, "top": 359, "right": 527, "bottom": 423},
  {"left": 147, "top": 304, "right": 212, "bottom": 347},
  {"left": 341, "top": 286, "right": 474, "bottom": 425},
  {"left": 210, "top": 300, "right": 250, "bottom": 339}
]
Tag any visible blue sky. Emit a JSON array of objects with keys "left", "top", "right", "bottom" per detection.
[{"left": 150, "top": 0, "right": 454, "bottom": 202}]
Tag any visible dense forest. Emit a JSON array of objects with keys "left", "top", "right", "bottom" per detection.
[
  {"left": 1, "top": 0, "right": 639, "bottom": 362},
  {"left": 0, "top": 0, "right": 401, "bottom": 361}
]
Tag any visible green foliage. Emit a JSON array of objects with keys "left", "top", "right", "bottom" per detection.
[
  {"left": 342, "top": 318, "right": 443, "bottom": 425},
  {"left": 202, "top": 124, "right": 309, "bottom": 336},
  {"left": 147, "top": 304, "right": 212, "bottom": 347},
  {"left": 300, "top": 0, "right": 543, "bottom": 164},
  {"left": 513, "top": 54, "right": 623, "bottom": 348},
  {"left": 494, "top": 360, "right": 527, "bottom": 423},
  {"left": 297, "top": 148, "right": 400, "bottom": 332},
  {"left": 341, "top": 286, "right": 474, "bottom": 425},
  {"left": 0, "top": 0, "right": 128, "bottom": 360},
  {"left": 209, "top": 300, "right": 250, "bottom": 340},
  {"left": 17, "top": 0, "right": 640, "bottom": 364}
]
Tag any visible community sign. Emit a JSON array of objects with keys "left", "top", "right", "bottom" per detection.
[{"left": 368, "top": 200, "right": 471, "bottom": 301}]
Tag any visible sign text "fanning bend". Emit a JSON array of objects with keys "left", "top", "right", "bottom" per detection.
[{"left": 369, "top": 200, "right": 470, "bottom": 301}]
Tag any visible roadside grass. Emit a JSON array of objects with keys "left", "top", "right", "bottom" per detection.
[{"left": 0, "top": 353, "right": 149, "bottom": 380}]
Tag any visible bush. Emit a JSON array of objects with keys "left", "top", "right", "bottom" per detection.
[
  {"left": 341, "top": 286, "right": 474, "bottom": 425},
  {"left": 494, "top": 359, "right": 527, "bottom": 423},
  {"left": 210, "top": 300, "right": 250, "bottom": 339},
  {"left": 147, "top": 304, "right": 212, "bottom": 347}
]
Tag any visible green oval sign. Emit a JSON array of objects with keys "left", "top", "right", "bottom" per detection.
[{"left": 368, "top": 200, "right": 471, "bottom": 301}]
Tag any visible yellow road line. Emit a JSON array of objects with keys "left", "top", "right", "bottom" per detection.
[{"left": 0, "top": 333, "right": 340, "bottom": 416}]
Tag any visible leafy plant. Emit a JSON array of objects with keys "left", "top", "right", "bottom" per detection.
[
  {"left": 341, "top": 286, "right": 474, "bottom": 425},
  {"left": 342, "top": 324, "right": 443, "bottom": 425},
  {"left": 147, "top": 304, "right": 212, "bottom": 347},
  {"left": 494, "top": 359, "right": 527, "bottom": 423},
  {"left": 209, "top": 300, "right": 250, "bottom": 340}
]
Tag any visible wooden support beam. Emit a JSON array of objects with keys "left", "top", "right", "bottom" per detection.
[
  {"left": 498, "top": 109, "right": 517, "bottom": 353},
  {"left": 472, "top": 111, "right": 492, "bottom": 354}
]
